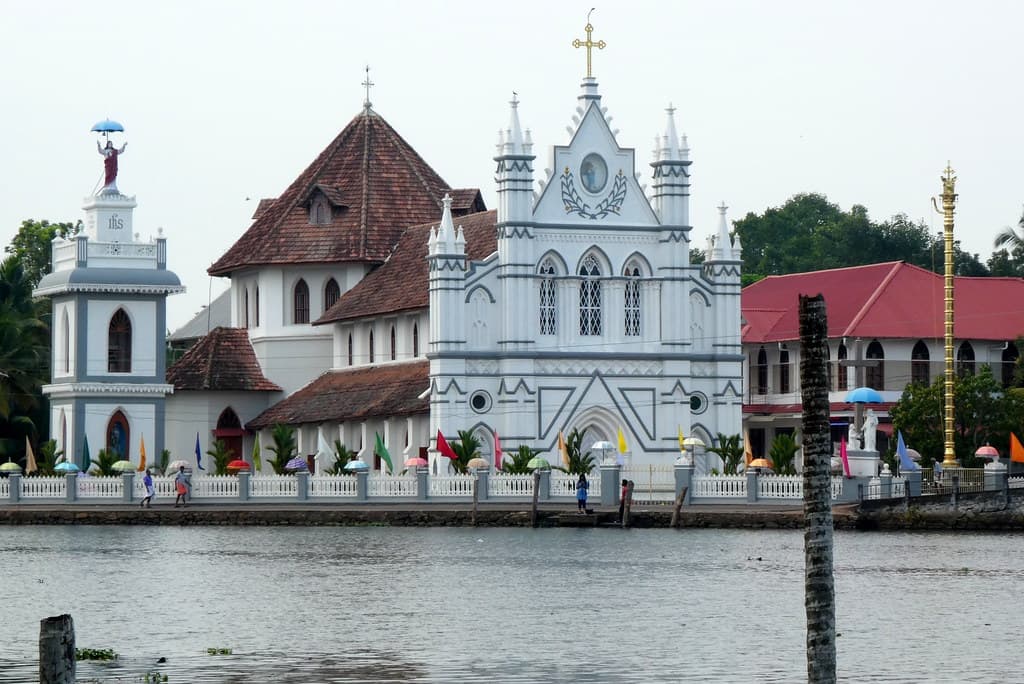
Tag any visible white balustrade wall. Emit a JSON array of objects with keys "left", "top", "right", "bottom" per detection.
[
  {"left": 429, "top": 474, "right": 475, "bottom": 497},
  {"left": 190, "top": 475, "right": 240, "bottom": 498},
  {"left": 368, "top": 474, "right": 416, "bottom": 497},
  {"left": 622, "top": 464, "right": 675, "bottom": 501},
  {"left": 20, "top": 476, "right": 66, "bottom": 499},
  {"left": 310, "top": 474, "right": 357, "bottom": 497},
  {"left": 250, "top": 474, "right": 298, "bottom": 498},
  {"left": 0, "top": 478, "right": 8, "bottom": 498},
  {"left": 488, "top": 473, "right": 533, "bottom": 497},
  {"left": 549, "top": 472, "right": 602, "bottom": 498},
  {"left": 134, "top": 476, "right": 177, "bottom": 499},
  {"left": 77, "top": 476, "right": 122, "bottom": 498},
  {"left": 757, "top": 475, "right": 802, "bottom": 499},
  {"left": 692, "top": 474, "right": 746, "bottom": 498}
]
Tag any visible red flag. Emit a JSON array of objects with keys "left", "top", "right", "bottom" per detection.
[
  {"left": 436, "top": 430, "right": 457, "bottom": 460},
  {"left": 839, "top": 436, "right": 851, "bottom": 478},
  {"left": 494, "top": 431, "right": 503, "bottom": 470},
  {"left": 1011, "top": 433, "right": 1024, "bottom": 464}
]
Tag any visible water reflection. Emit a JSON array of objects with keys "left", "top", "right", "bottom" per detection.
[{"left": 0, "top": 526, "right": 1022, "bottom": 682}]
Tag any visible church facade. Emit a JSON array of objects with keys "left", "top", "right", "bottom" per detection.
[{"left": 50, "top": 36, "right": 744, "bottom": 473}]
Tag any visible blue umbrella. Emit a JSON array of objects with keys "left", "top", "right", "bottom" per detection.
[
  {"left": 845, "top": 387, "right": 883, "bottom": 404},
  {"left": 55, "top": 462, "right": 80, "bottom": 473},
  {"left": 343, "top": 459, "right": 369, "bottom": 471},
  {"left": 285, "top": 456, "right": 308, "bottom": 472},
  {"left": 90, "top": 119, "right": 124, "bottom": 133}
]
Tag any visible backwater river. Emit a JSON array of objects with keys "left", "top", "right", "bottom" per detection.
[{"left": 0, "top": 524, "right": 1021, "bottom": 683}]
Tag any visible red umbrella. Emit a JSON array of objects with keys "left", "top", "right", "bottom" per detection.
[
  {"left": 227, "top": 459, "right": 251, "bottom": 472},
  {"left": 975, "top": 445, "right": 999, "bottom": 459}
]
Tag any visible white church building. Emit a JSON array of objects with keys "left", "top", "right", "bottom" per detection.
[{"left": 43, "top": 33, "right": 745, "bottom": 474}]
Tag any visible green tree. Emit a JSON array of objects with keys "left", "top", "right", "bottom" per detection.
[
  {"left": 556, "top": 427, "right": 595, "bottom": 475},
  {"left": 889, "top": 366, "right": 1024, "bottom": 467},
  {"left": 207, "top": 439, "right": 233, "bottom": 475},
  {"left": 159, "top": 448, "right": 171, "bottom": 474},
  {"left": 987, "top": 244, "right": 1024, "bottom": 277},
  {"left": 325, "top": 440, "right": 357, "bottom": 474},
  {"left": 448, "top": 430, "right": 481, "bottom": 474},
  {"left": 769, "top": 433, "right": 800, "bottom": 475},
  {"left": 0, "top": 257, "right": 47, "bottom": 436},
  {"left": 34, "top": 439, "right": 62, "bottom": 477},
  {"left": 267, "top": 424, "right": 297, "bottom": 474},
  {"left": 706, "top": 433, "right": 744, "bottom": 474},
  {"left": 502, "top": 444, "right": 540, "bottom": 474},
  {"left": 90, "top": 448, "right": 119, "bottom": 476},
  {"left": 5, "top": 219, "right": 76, "bottom": 289}
]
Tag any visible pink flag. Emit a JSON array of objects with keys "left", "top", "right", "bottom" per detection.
[
  {"left": 839, "top": 436, "right": 852, "bottom": 478},
  {"left": 494, "top": 431, "right": 503, "bottom": 470}
]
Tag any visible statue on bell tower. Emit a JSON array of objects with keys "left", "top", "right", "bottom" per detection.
[{"left": 91, "top": 119, "right": 127, "bottom": 195}]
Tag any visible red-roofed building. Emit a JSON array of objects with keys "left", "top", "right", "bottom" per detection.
[{"left": 741, "top": 261, "right": 1024, "bottom": 460}]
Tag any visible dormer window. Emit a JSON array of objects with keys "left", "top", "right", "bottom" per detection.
[
  {"left": 311, "top": 197, "right": 331, "bottom": 225},
  {"left": 304, "top": 184, "right": 347, "bottom": 225}
]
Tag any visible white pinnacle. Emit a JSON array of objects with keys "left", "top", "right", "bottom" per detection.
[
  {"left": 662, "top": 104, "right": 681, "bottom": 161},
  {"left": 505, "top": 93, "right": 524, "bottom": 155}
]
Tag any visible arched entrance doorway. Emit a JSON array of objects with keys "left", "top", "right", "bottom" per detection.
[{"left": 214, "top": 408, "right": 244, "bottom": 462}]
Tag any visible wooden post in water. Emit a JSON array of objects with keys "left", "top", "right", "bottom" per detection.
[
  {"left": 39, "top": 614, "right": 75, "bottom": 684},
  {"left": 799, "top": 294, "right": 837, "bottom": 684},
  {"left": 621, "top": 480, "right": 635, "bottom": 528},
  {"left": 670, "top": 487, "right": 688, "bottom": 529},
  {"left": 531, "top": 470, "right": 541, "bottom": 528}
]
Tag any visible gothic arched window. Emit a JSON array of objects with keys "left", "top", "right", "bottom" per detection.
[
  {"left": 778, "top": 347, "right": 791, "bottom": 394},
  {"left": 539, "top": 259, "right": 557, "bottom": 335},
  {"left": 368, "top": 330, "right": 375, "bottom": 363},
  {"left": 837, "top": 342, "right": 848, "bottom": 391},
  {"left": 61, "top": 309, "right": 70, "bottom": 374},
  {"left": 108, "top": 308, "right": 132, "bottom": 373},
  {"left": 293, "top": 279, "right": 310, "bottom": 324},
  {"left": 390, "top": 325, "right": 396, "bottom": 361},
  {"left": 866, "top": 339, "right": 885, "bottom": 389},
  {"left": 412, "top": 322, "right": 419, "bottom": 357},
  {"left": 106, "top": 410, "right": 130, "bottom": 461},
  {"left": 912, "top": 340, "right": 930, "bottom": 386},
  {"left": 347, "top": 333, "right": 353, "bottom": 366},
  {"left": 243, "top": 288, "right": 250, "bottom": 329},
  {"left": 956, "top": 341, "right": 975, "bottom": 377},
  {"left": 578, "top": 255, "right": 602, "bottom": 336},
  {"left": 325, "top": 278, "right": 341, "bottom": 311},
  {"left": 756, "top": 346, "right": 768, "bottom": 395},
  {"left": 254, "top": 286, "right": 260, "bottom": 326},
  {"left": 624, "top": 263, "right": 641, "bottom": 337}
]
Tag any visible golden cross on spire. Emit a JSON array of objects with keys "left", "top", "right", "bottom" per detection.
[{"left": 572, "top": 10, "right": 606, "bottom": 78}]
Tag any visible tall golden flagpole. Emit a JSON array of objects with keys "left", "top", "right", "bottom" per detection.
[{"left": 933, "top": 164, "right": 959, "bottom": 467}]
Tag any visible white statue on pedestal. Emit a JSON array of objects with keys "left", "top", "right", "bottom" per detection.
[
  {"left": 863, "top": 409, "right": 879, "bottom": 452},
  {"left": 847, "top": 422, "right": 862, "bottom": 450}
]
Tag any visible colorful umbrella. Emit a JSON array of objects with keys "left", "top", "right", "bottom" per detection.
[
  {"left": 975, "top": 445, "right": 1000, "bottom": 460},
  {"left": 166, "top": 460, "right": 190, "bottom": 475},
  {"left": 90, "top": 119, "right": 124, "bottom": 133},
  {"left": 55, "top": 462, "right": 80, "bottom": 473},
  {"left": 111, "top": 460, "right": 135, "bottom": 472},
  {"left": 844, "top": 387, "right": 884, "bottom": 404},
  {"left": 403, "top": 457, "right": 428, "bottom": 468},
  {"left": 0, "top": 460, "right": 22, "bottom": 473},
  {"left": 227, "top": 459, "right": 251, "bottom": 472},
  {"left": 343, "top": 459, "right": 369, "bottom": 471},
  {"left": 285, "top": 456, "right": 308, "bottom": 472},
  {"left": 526, "top": 456, "right": 550, "bottom": 470},
  {"left": 748, "top": 458, "right": 773, "bottom": 471},
  {"left": 467, "top": 457, "right": 489, "bottom": 469}
]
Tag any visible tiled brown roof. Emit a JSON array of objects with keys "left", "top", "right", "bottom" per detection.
[
  {"left": 210, "top": 108, "right": 482, "bottom": 275},
  {"left": 251, "top": 198, "right": 276, "bottom": 221},
  {"left": 315, "top": 209, "right": 497, "bottom": 325},
  {"left": 449, "top": 188, "right": 487, "bottom": 215},
  {"left": 246, "top": 361, "right": 429, "bottom": 429},
  {"left": 166, "top": 327, "right": 282, "bottom": 392}
]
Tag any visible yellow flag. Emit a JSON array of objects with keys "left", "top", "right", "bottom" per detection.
[
  {"left": 743, "top": 426, "right": 753, "bottom": 466},
  {"left": 678, "top": 426, "right": 686, "bottom": 452},
  {"left": 558, "top": 431, "right": 570, "bottom": 467},
  {"left": 617, "top": 428, "right": 628, "bottom": 453},
  {"left": 24, "top": 436, "right": 37, "bottom": 475},
  {"left": 137, "top": 435, "right": 147, "bottom": 471},
  {"left": 1011, "top": 433, "right": 1024, "bottom": 464}
]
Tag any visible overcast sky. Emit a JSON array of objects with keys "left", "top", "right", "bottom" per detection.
[{"left": 3, "top": 1, "right": 1022, "bottom": 329}]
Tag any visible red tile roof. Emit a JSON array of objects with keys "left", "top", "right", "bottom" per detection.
[
  {"left": 742, "top": 261, "right": 1024, "bottom": 343},
  {"left": 209, "top": 108, "right": 482, "bottom": 276},
  {"left": 166, "top": 327, "right": 282, "bottom": 392},
  {"left": 315, "top": 209, "right": 498, "bottom": 325},
  {"left": 246, "top": 361, "right": 428, "bottom": 429}
]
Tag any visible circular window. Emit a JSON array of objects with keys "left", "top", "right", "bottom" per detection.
[
  {"left": 470, "top": 391, "right": 492, "bottom": 414},
  {"left": 689, "top": 393, "right": 708, "bottom": 415},
  {"left": 579, "top": 153, "right": 608, "bottom": 194}
]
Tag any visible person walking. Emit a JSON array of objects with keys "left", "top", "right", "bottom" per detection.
[
  {"left": 618, "top": 478, "right": 628, "bottom": 522},
  {"left": 576, "top": 473, "right": 589, "bottom": 513},
  {"left": 140, "top": 469, "right": 155, "bottom": 508},
  {"left": 174, "top": 466, "right": 190, "bottom": 508}
]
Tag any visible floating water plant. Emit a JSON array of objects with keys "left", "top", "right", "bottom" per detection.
[
  {"left": 206, "top": 647, "right": 232, "bottom": 655},
  {"left": 75, "top": 647, "right": 118, "bottom": 661}
]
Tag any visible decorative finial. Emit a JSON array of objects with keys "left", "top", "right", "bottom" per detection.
[
  {"left": 717, "top": 201, "right": 728, "bottom": 215},
  {"left": 666, "top": 102, "right": 676, "bottom": 117},
  {"left": 362, "top": 65, "right": 374, "bottom": 109},
  {"left": 572, "top": 9, "right": 606, "bottom": 78}
]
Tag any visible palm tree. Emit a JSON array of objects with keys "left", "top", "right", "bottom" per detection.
[
  {"left": 90, "top": 448, "right": 120, "bottom": 476},
  {"left": 207, "top": 439, "right": 233, "bottom": 475},
  {"left": 799, "top": 293, "right": 836, "bottom": 683},
  {"left": 556, "top": 427, "right": 595, "bottom": 475},
  {"left": 706, "top": 433, "right": 744, "bottom": 474},
  {"left": 502, "top": 444, "right": 539, "bottom": 474},
  {"left": 994, "top": 209, "right": 1024, "bottom": 250},
  {"left": 267, "top": 424, "right": 297, "bottom": 474},
  {"left": 325, "top": 440, "right": 357, "bottom": 474},
  {"left": 0, "top": 258, "right": 46, "bottom": 427},
  {"left": 769, "top": 433, "right": 801, "bottom": 475},
  {"left": 35, "top": 439, "right": 62, "bottom": 477},
  {"left": 448, "top": 430, "right": 481, "bottom": 474}
]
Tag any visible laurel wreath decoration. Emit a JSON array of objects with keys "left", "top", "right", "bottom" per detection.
[{"left": 561, "top": 167, "right": 627, "bottom": 220}]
